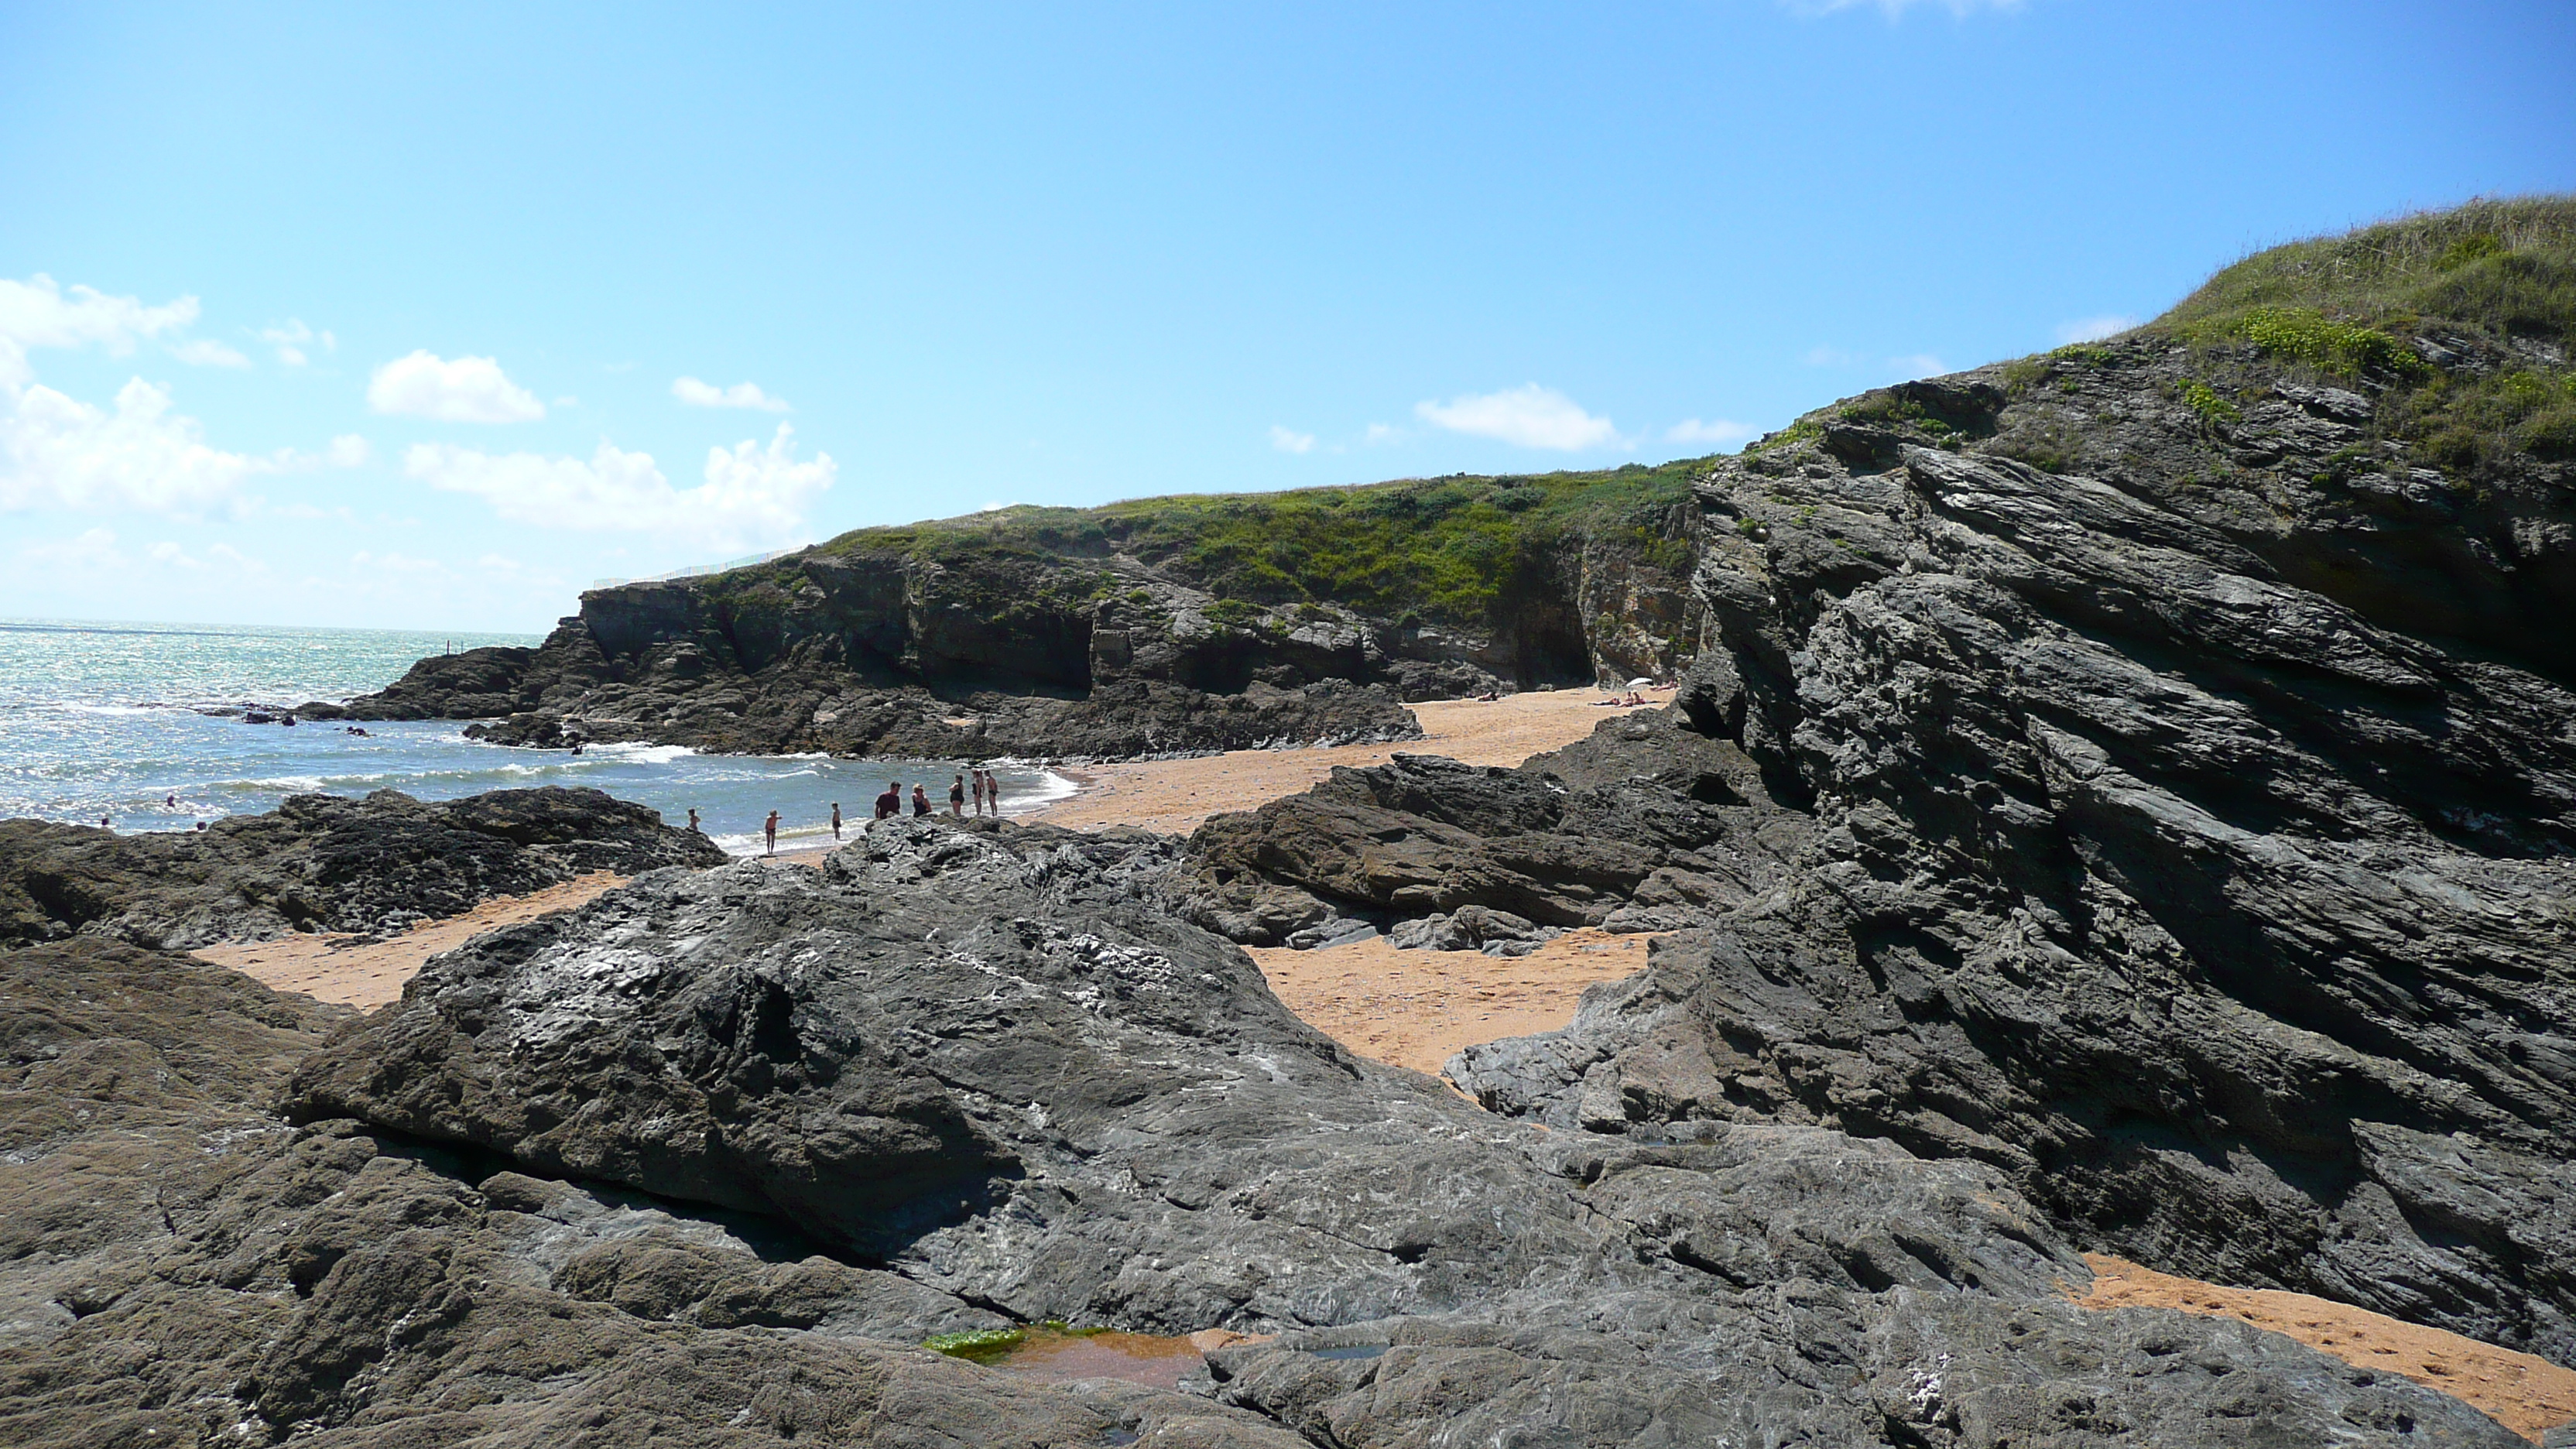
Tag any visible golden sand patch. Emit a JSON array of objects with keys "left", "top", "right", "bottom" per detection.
[
  {"left": 1029, "top": 690, "right": 1659, "bottom": 838},
  {"left": 2076, "top": 1253, "right": 2575, "bottom": 1440},
  {"left": 1247, "top": 927, "right": 1659, "bottom": 1080}
]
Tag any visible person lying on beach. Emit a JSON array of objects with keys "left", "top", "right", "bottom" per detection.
[
  {"left": 909, "top": 785, "right": 933, "bottom": 816},
  {"left": 875, "top": 783, "right": 901, "bottom": 819}
]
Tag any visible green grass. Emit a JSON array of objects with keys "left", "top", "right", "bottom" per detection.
[
  {"left": 2150, "top": 196, "right": 2576, "bottom": 477},
  {"left": 735, "top": 461, "right": 1704, "bottom": 629}
]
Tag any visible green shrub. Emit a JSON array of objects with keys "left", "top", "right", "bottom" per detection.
[
  {"left": 2177, "top": 379, "right": 2241, "bottom": 426},
  {"left": 2436, "top": 233, "right": 2509, "bottom": 271},
  {"left": 1744, "top": 418, "right": 1823, "bottom": 455},
  {"left": 2187, "top": 307, "right": 2424, "bottom": 379},
  {"left": 2525, "top": 406, "right": 2576, "bottom": 461}
]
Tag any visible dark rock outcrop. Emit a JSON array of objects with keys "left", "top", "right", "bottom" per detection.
[
  {"left": 0, "top": 786, "right": 725, "bottom": 949},
  {"left": 0, "top": 934, "right": 1307, "bottom": 1447},
  {"left": 268, "top": 823, "right": 2520, "bottom": 1442},
  {"left": 1172, "top": 706, "right": 1807, "bottom": 944},
  {"left": 1444, "top": 345, "right": 2576, "bottom": 1367}
]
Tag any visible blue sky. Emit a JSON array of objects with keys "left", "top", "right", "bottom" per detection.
[{"left": 4, "top": 1, "right": 2571, "bottom": 632}]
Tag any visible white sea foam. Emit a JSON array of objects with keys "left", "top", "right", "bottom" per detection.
[{"left": 587, "top": 742, "right": 699, "bottom": 764}]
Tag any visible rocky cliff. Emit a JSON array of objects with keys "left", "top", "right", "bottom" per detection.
[
  {"left": 323, "top": 465, "right": 1706, "bottom": 758},
  {"left": 1423, "top": 200, "right": 2576, "bottom": 1366}
]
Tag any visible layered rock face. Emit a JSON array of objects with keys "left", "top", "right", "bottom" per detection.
[
  {"left": 321, "top": 478, "right": 1701, "bottom": 758},
  {"left": 262, "top": 824, "right": 2514, "bottom": 1443},
  {"left": 0, "top": 786, "right": 724, "bottom": 948},
  {"left": 1441, "top": 347, "right": 2576, "bottom": 1366}
]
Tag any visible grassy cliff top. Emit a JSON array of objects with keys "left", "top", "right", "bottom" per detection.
[
  {"left": 2157, "top": 195, "right": 2576, "bottom": 343},
  {"left": 764, "top": 461, "right": 1704, "bottom": 626}
]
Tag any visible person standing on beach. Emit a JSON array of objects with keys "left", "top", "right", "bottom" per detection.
[
  {"left": 968, "top": 769, "right": 985, "bottom": 815},
  {"left": 831, "top": 802, "right": 842, "bottom": 840},
  {"left": 687, "top": 808, "right": 701, "bottom": 832},
  {"left": 949, "top": 774, "right": 966, "bottom": 817},
  {"left": 909, "top": 784, "right": 932, "bottom": 816},
  {"left": 763, "top": 810, "right": 779, "bottom": 854},
  {"left": 875, "top": 782, "right": 901, "bottom": 820},
  {"left": 985, "top": 771, "right": 1003, "bottom": 815}
]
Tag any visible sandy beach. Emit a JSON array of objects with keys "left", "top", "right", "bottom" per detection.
[{"left": 1026, "top": 690, "right": 1660, "bottom": 837}]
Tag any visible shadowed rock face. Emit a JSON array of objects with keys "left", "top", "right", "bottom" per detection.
[
  {"left": 0, "top": 786, "right": 727, "bottom": 950},
  {"left": 269, "top": 824, "right": 2523, "bottom": 1444},
  {"left": 1444, "top": 358, "right": 2576, "bottom": 1367}
]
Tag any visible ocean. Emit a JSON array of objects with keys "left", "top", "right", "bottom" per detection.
[{"left": 0, "top": 616, "right": 1076, "bottom": 857}]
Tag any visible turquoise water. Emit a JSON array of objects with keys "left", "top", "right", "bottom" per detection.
[{"left": 0, "top": 616, "right": 1073, "bottom": 855}]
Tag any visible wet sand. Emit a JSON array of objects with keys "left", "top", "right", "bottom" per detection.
[
  {"left": 2076, "top": 1254, "right": 2575, "bottom": 1441},
  {"left": 1246, "top": 928, "right": 1658, "bottom": 1079},
  {"left": 1028, "top": 690, "right": 1660, "bottom": 837}
]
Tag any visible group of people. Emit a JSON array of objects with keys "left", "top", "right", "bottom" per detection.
[
  {"left": 740, "top": 769, "right": 1011, "bottom": 855},
  {"left": 869, "top": 767, "right": 1007, "bottom": 823}
]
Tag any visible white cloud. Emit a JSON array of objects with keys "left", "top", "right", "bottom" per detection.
[
  {"left": 2055, "top": 315, "right": 2137, "bottom": 344},
  {"left": 18, "top": 527, "right": 126, "bottom": 569},
  {"left": 170, "top": 337, "right": 252, "bottom": 368},
  {"left": 1363, "top": 423, "right": 1402, "bottom": 445},
  {"left": 1267, "top": 425, "right": 1315, "bottom": 454},
  {"left": 0, "top": 274, "right": 199, "bottom": 358},
  {"left": 1783, "top": 0, "right": 2023, "bottom": 17},
  {"left": 978, "top": 500, "right": 1027, "bottom": 512},
  {"left": 1667, "top": 418, "right": 1756, "bottom": 445},
  {"left": 672, "top": 376, "right": 791, "bottom": 413},
  {"left": 327, "top": 434, "right": 372, "bottom": 468},
  {"left": 405, "top": 423, "right": 834, "bottom": 549},
  {"left": 1414, "top": 384, "right": 1623, "bottom": 451},
  {"left": 1804, "top": 345, "right": 1860, "bottom": 367},
  {"left": 368, "top": 351, "right": 546, "bottom": 423},
  {"left": 259, "top": 319, "right": 333, "bottom": 366},
  {"left": 146, "top": 539, "right": 265, "bottom": 573},
  {"left": 2, "top": 376, "right": 272, "bottom": 513},
  {"left": 1889, "top": 353, "right": 1948, "bottom": 379}
]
